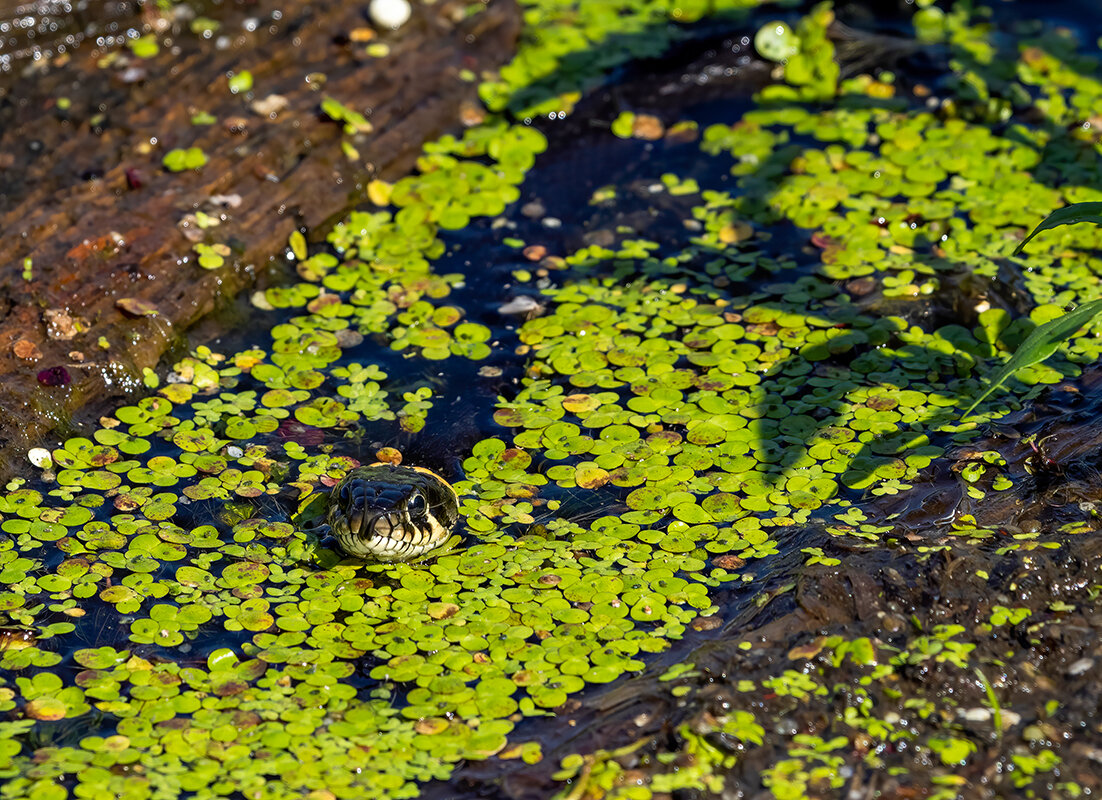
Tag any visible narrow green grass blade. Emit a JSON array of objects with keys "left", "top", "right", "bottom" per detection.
[
  {"left": 1013, "top": 202, "right": 1102, "bottom": 255},
  {"left": 962, "top": 299, "right": 1102, "bottom": 418}
]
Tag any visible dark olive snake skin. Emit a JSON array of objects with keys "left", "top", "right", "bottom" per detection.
[{"left": 326, "top": 463, "right": 459, "bottom": 561}]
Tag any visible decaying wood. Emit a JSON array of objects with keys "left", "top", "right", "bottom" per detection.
[{"left": 0, "top": 0, "right": 520, "bottom": 478}]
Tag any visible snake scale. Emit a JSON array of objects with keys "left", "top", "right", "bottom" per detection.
[{"left": 325, "top": 463, "right": 459, "bottom": 561}]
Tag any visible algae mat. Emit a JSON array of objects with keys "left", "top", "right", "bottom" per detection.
[{"left": 4, "top": 1, "right": 1102, "bottom": 798}]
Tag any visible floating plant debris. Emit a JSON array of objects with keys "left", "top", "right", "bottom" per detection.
[{"left": 35, "top": 366, "right": 70, "bottom": 386}]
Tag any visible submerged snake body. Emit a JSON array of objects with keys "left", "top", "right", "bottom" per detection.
[{"left": 326, "top": 463, "right": 459, "bottom": 561}]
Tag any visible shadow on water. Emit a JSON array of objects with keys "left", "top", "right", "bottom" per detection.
[
  {"left": 479, "top": 0, "right": 1102, "bottom": 504},
  {"left": 391, "top": 1, "right": 1102, "bottom": 795}
]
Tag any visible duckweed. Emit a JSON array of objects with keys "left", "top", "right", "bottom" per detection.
[{"left": 5, "top": 0, "right": 1102, "bottom": 798}]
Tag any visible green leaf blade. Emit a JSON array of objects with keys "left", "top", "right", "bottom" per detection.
[
  {"left": 963, "top": 299, "right": 1102, "bottom": 418},
  {"left": 1013, "top": 202, "right": 1102, "bottom": 255}
]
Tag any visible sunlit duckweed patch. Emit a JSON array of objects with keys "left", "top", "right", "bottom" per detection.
[{"left": 5, "top": 0, "right": 1102, "bottom": 798}]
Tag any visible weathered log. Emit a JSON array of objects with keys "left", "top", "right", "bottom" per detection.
[{"left": 0, "top": 0, "right": 520, "bottom": 479}]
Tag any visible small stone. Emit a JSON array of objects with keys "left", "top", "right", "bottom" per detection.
[
  {"left": 27, "top": 448, "right": 53, "bottom": 469},
  {"left": 369, "top": 0, "right": 411, "bottom": 30},
  {"left": 1067, "top": 657, "right": 1094, "bottom": 677},
  {"left": 250, "top": 93, "right": 289, "bottom": 118},
  {"left": 959, "top": 707, "right": 991, "bottom": 722},
  {"left": 497, "top": 296, "right": 543, "bottom": 316},
  {"left": 223, "top": 116, "right": 249, "bottom": 135},
  {"left": 208, "top": 194, "right": 243, "bottom": 209},
  {"left": 520, "top": 201, "right": 546, "bottom": 219}
]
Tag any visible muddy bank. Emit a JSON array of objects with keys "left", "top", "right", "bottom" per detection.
[{"left": 0, "top": 0, "right": 519, "bottom": 479}]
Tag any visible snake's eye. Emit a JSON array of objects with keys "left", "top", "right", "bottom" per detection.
[{"left": 407, "top": 492, "right": 427, "bottom": 518}]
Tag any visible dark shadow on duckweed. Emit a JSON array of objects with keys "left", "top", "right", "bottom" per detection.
[{"left": 486, "top": 1, "right": 1102, "bottom": 515}]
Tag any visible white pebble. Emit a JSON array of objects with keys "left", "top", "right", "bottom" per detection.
[
  {"left": 27, "top": 448, "right": 52, "bottom": 469},
  {"left": 1068, "top": 657, "right": 1095, "bottom": 677},
  {"left": 370, "top": 0, "right": 412, "bottom": 30},
  {"left": 960, "top": 707, "right": 990, "bottom": 722}
]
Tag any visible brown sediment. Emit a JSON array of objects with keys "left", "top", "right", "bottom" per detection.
[{"left": 0, "top": 0, "right": 520, "bottom": 479}]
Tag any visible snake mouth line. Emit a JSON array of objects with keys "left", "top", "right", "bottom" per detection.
[
  {"left": 338, "top": 512, "right": 448, "bottom": 560},
  {"left": 326, "top": 464, "right": 459, "bottom": 562}
]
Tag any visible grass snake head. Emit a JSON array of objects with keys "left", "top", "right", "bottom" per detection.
[{"left": 326, "top": 463, "right": 459, "bottom": 561}]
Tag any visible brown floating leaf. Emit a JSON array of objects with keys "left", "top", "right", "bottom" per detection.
[
  {"left": 116, "top": 298, "right": 160, "bottom": 317},
  {"left": 375, "top": 447, "right": 402, "bottom": 465},
  {"left": 12, "top": 339, "right": 42, "bottom": 360},
  {"left": 714, "top": 554, "right": 746, "bottom": 570},
  {"left": 574, "top": 465, "right": 610, "bottom": 489},
  {"left": 631, "top": 114, "right": 665, "bottom": 140},
  {"left": 414, "top": 718, "right": 449, "bottom": 735},
  {"left": 691, "top": 615, "right": 722, "bottom": 632},
  {"left": 788, "top": 635, "right": 828, "bottom": 661},
  {"left": 427, "top": 602, "right": 459, "bottom": 620},
  {"left": 24, "top": 697, "right": 67, "bottom": 721}
]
